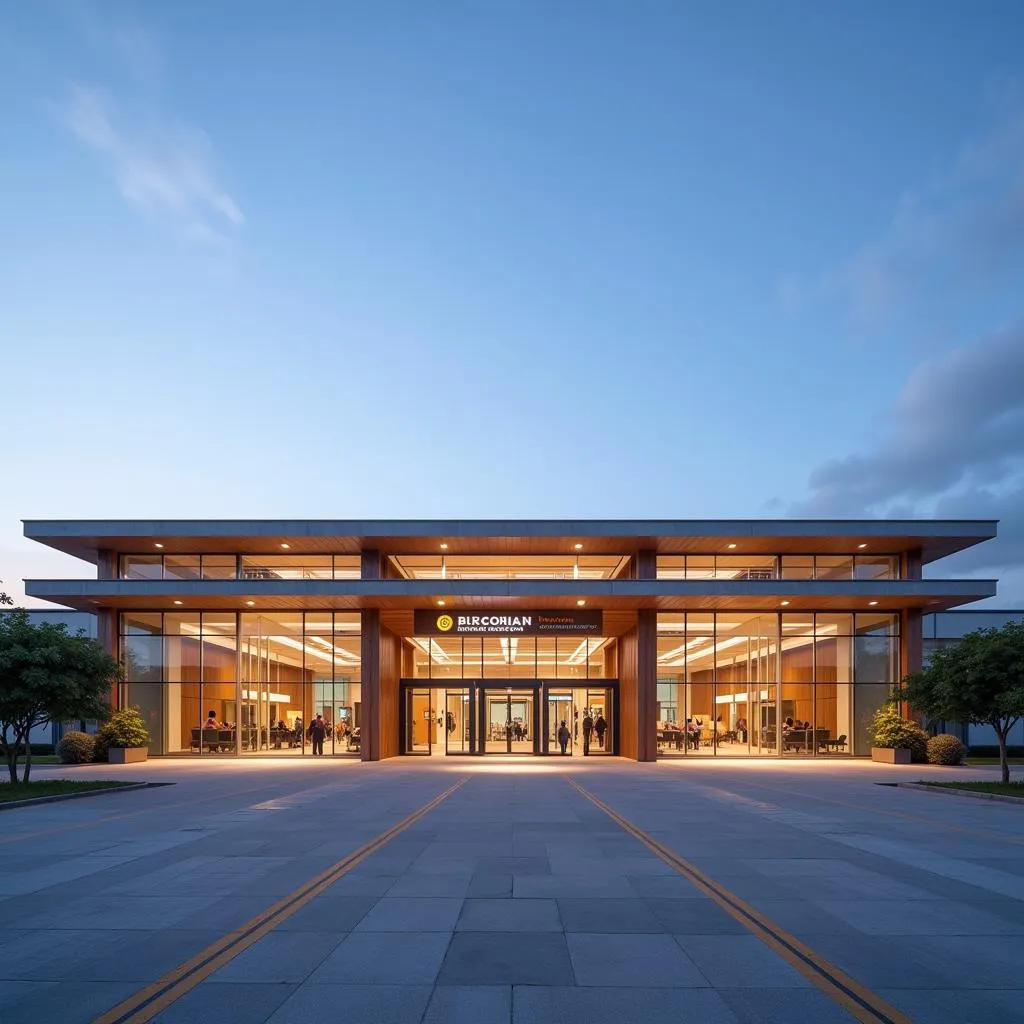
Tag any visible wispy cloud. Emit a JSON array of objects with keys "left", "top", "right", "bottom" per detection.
[
  {"left": 63, "top": 77, "right": 242, "bottom": 248},
  {"left": 781, "top": 98, "right": 1024, "bottom": 325}
]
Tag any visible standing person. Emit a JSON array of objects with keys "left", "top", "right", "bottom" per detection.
[
  {"left": 582, "top": 710, "right": 594, "bottom": 756},
  {"left": 557, "top": 720, "right": 570, "bottom": 755},
  {"left": 308, "top": 714, "right": 327, "bottom": 756},
  {"left": 594, "top": 713, "right": 607, "bottom": 751}
]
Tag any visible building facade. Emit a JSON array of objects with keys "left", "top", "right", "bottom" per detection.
[{"left": 22, "top": 519, "right": 998, "bottom": 761}]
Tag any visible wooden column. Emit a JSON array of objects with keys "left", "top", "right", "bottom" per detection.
[
  {"left": 360, "top": 609, "right": 401, "bottom": 761},
  {"left": 636, "top": 609, "right": 658, "bottom": 761}
]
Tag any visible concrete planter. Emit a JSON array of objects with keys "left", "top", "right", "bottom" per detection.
[
  {"left": 871, "top": 746, "right": 910, "bottom": 764},
  {"left": 108, "top": 747, "right": 148, "bottom": 764}
]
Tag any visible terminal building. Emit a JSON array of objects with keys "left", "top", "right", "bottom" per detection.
[{"left": 21, "top": 518, "right": 1000, "bottom": 761}]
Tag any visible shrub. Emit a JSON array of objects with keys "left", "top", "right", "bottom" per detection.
[
  {"left": 97, "top": 706, "right": 151, "bottom": 755},
  {"left": 870, "top": 702, "right": 929, "bottom": 763},
  {"left": 927, "top": 733, "right": 967, "bottom": 766},
  {"left": 56, "top": 731, "right": 96, "bottom": 764}
]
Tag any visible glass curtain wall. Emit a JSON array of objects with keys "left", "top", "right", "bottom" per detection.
[
  {"left": 119, "top": 611, "right": 361, "bottom": 755},
  {"left": 656, "top": 612, "right": 898, "bottom": 756},
  {"left": 656, "top": 555, "right": 899, "bottom": 580}
]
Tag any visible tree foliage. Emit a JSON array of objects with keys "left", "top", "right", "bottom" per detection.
[
  {"left": 901, "top": 621, "right": 1024, "bottom": 784},
  {"left": 0, "top": 609, "right": 118, "bottom": 783}
]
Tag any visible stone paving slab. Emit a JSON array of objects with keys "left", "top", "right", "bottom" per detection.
[{"left": 5, "top": 758, "right": 1024, "bottom": 1023}]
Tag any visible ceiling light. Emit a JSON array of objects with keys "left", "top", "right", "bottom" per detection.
[
  {"left": 154, "top": 543, "right": 164, "bottom": 549},
  {"left": 858, "top": 543, "right": 868, "bottom": 549},
  {"left": 437, "top": 599, "right": 445, "bottom": 606},
  {"left": 577, "top": 599, "right": 586, "bottom": 606},
  {"left": 780, "top": 600, "right": 790, "bottom": 606},
  {"left": 246, "top": 600, "right": 255, "bottom": 606},
  {"left": 869, "top": 600, "right": 878, "bottom": 606},
  {"left": 574, "top": 543, "right": 583, "bottom": 550},
  {"left": 727, "top": 543, "right": 737, "bottom": 549},
  {"left": 440, "top": 543, "right": 448, "bottom": 550},
  {"left": 173, "top": 600, "right": 182, "bottom": 605},
  {"left": 280, "top": 542, "right": 290, "bottom": 549}
]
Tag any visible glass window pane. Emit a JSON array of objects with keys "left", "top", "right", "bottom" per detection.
[
  {"left": 656, "top": 556, "right": 685, "bottom": 579},
  {"left": 686, "top": 557, "right": 715, "bottom": 580},
  {"left": 202, "top": 556, "right": 236, "bottom": 579},
  {"left": 122, "top": 635, "right": 162, "bottom": 681},
  {"left": 121, "top": 555, "right": 162, "bottom": 580},
  {"left": 815, "top": 635, "right": 852, "bottom": 683},
  {"left": 121, "top": 612, "right": 162, "bottom": 635},
  {"left": 855, "top": 636, "right": 896, "bottom": 683},
  {"left": 714, "top": 556, "right": 776, "bottom": 580},
  {"left": 781, "top": 614, "right": 814, "bottom": 636},
  {"left": 815, "top": 556, "right": 853, "bottom": 580},
  {"left": 815, "top": 613, "right": 853, "bottom": 636},
  {"left": 780, "top": 556, "right": 814, "bottom": 579},
  {"left": 163, "top": 555, "right": 200, "bottom": 580},
  {"left": 856, "top": 613, "right": 899, "bottom": 636},
  {"left": 855, "top": 555, "right": 898, "bottom": 579}
]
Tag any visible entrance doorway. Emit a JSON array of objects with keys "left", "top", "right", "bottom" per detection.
[
  {"left": 483, "top": 687, "right": 538, "bottom": 754},
  {"left": 403, "top": 687, "right": 471, "bottom": 755},
  {"left": 400, "top": 680, "right": 617, "bottom": 756}
]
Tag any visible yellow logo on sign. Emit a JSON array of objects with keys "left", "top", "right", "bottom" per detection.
[{"left": 436, "top": 614, "right": 454, "bottom": 632}]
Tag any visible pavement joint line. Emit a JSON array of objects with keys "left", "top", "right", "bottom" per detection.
[
  {"left": 702, "top": 773, "right": 1024, "bottom": 847},
  {"left": 91, "top": 776, "right": 469, "bottom": 1024},
  {"left": 0, "top": 775, "right": 334, "bottom": 846},
  {"left": 566, "top": 775, "right": 914, "bottom": 1024}
]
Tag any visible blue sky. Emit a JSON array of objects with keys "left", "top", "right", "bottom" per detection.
[{"left": 2, "top": 0, "right": 1023, "bottom": 603}]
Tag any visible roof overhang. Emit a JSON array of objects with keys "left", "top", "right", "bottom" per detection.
[
  {"left": 22, "top": 518, "right": 999, "bottom": 564},
  {"left": 24, "top": 578, "right": 997, "bottom": 615}
]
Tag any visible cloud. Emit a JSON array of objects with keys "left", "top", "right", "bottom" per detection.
[
  {"left": 786, "top": 325, "right": 1024, "bottom": 598},
  {"left": 784, "top": 102, "right": 1024, "bottom": 325},
  {"left": 64, "top": 83, "right": 243, "bottom": 246}
]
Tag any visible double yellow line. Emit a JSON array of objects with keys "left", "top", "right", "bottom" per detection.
[
  {"left": 567, "top": 777, "right": 913, "bottom": 1024},
  {"left": 95, "top": 777, "right": 468, "bottom": 1024}
]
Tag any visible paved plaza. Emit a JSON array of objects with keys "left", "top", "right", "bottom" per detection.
[{"left": 1, "top": 758, "right": 1023, "bottom": 1023}]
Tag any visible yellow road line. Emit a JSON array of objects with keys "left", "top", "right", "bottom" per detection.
[
  {"left": 567, "top": 776, "right": 913, "bottom": 1024},
  {"left": 93, "top": 777, "right": 468, "bottom": 1024}
]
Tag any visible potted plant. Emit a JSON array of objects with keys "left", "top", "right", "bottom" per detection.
[
  {"left": 98, "top": 706, "right": 151, "bottom": 764},
  {"left": 870, "top": 701, "right": 927, "bottom": 764}
]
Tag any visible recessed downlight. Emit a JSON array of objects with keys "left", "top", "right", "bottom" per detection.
[
  {"left": 246, "top": 600, "right": 255, "bottom": 606},
  {"left": 173, "top": 600, "right": 182, "bottom": 605},
  {"left": 437, "top": 599, "right": 446, "bottom": 607},
  {"left": 858, "top": 543, "right": 868, "bottom": 549},
  {"left": 780, "top": 600, "right": 790, "bottom": 606},
  {"left": 574, "top": 543, "right": 583, "bottom": 550},
  {"left": 440, "top": 543, "right": 448, "bottom": 550},
  {"left": 280, "top": 542, "right": 290, "bottom": 549},
  {"left": 154, "top": 543, "right": 164, "bottom": 549},
  {"left": 869, "top": 600, "right": 878, "bottom": 606},
  {"left": 727, "top": 543, "right": 737, "bottom": 549},
  {"left": 577, "top": 599, "right": 586, "bottom": 606}
]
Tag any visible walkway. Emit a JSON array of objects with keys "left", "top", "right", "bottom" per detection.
[{"left": 1, "top": 758, "right": 1022, "bottom": 1023}]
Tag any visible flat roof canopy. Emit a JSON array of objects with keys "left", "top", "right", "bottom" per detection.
[
  {"left": 22, "top": 518, "right": 998, "bottom": 564},
  {"left": 24, "top": 577, "right": 997, "bottom": 615}
]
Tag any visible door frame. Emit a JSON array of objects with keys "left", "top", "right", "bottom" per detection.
[{"left": 399, "top": 679, "right": 618, "bottom": 756}]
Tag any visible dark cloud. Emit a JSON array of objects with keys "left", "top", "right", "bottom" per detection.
[{"left": 787, "top": 325, "right": 1024, "bottom": 602}]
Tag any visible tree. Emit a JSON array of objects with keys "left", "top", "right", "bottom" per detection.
[
  {"left": 0, "top": 609, "right": 118, "bottom": 783},
  {"left": 0, "top": 579, "right": 12, "bottom": 606},
  {"left": 901, "top": 621, "right": 1024, "bottom": 784}
]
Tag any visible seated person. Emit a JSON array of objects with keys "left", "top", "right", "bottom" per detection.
[{"left": 203, "top": 710, "right": 221, "bottom": 729}]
